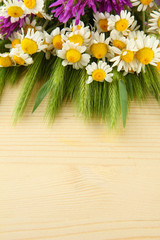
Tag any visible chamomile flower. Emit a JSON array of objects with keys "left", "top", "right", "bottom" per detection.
[
  {"left": 108, "top": 10, "right": 134, "bottom": 35},
  {"left": 110, "top": 39, "right": 138, "bottom": 73},
  {"left": 57, "top": 41, "right": 90, "bottom": 69},
  {"left": 0, "top": 52, "right": 13, "bottom": 67},
  {"left": 20, "top": 29, "right": 46, "bottom": 55},
  {"left": 43, "top": 31, "right": 54, "bottom": 59},
  {"left": 5, "top": 30, "right": 21, "bottom": 49},
  {"left": 1, "top": 0, "right": 26, "bottom": 23},
  {"left": 70, "top": 20, "right": 85, "bottom": 31},
  {"left": 36, "top": 10, "right": 52, "bottom": 20},
  {"left": 89, "top": 31, "right": 110, "bottom": 60},
  {"left": 62, "top": 27, "right": 91, "bottom": 47},
  {"left": 10, "top": 47, "right": 33, "bottom": 65},
  {"left": 51, "top": 27, "right": 64, "bottom": 52},
  {"left": 128, "top": 30, "right": 146, "bottom": 41},
  {"left": 23, "top": 0, "right": 44, "bottom": 15},
  {"left": 23, "top": 17, "right": 42, "bottom": 35},
  {"left": 148, "top": 11, "right": 160, "bottom": 34},
  {"left": 130, "top": 0, "right": 154, "bottom": 11},
  {"left": 86, "top": 61, "right": 113, "bottom": 84},
  {"left": 135, "top": 35, "right": 160, "bottom": 70},
  {"left": 110, "top": 30, "right": 127, "bottom": 50},
  {"left": 94, "top": 12, "right": 110, "bottom": 33}
]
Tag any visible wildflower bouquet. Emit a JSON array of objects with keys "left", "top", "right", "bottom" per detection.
[{"left": 0, "top": 0, "right": 160, "bottom": 127}]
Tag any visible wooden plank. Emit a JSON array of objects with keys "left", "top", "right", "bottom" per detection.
[{"left": 0, "top": 84, "right": 160, "bottom": 240}]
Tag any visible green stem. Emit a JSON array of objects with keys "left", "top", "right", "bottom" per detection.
[{"left": 142, "top": 11, "right": 145, "bottom": 32}]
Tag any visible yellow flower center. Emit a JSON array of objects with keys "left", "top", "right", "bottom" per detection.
[
  {"left": 0, "top": 56, "right": 12, "bottom": 67},
  {"left": 136, "top": 47, "right": 154, "bottom": 65},
  {"left": 121, "top": 50, "right": 134, "bottom": 63},
  {"left": 140, "top": 0, "right": 152, "bottom": 5},
  {"left": 92, "top": 69, "right": 106, "bottom": 81},
  {"left": 68, "top": 34, "right": 83, "bottom": 46},
  {"left": 72, "top": 25, "right": 82, "bottom": 31},
  {"left": 157, "top": 62, "right": 160, "bottom": 71},
  {"left": 52, "top": 35, "right": 63, "bottom": 49},
  {"left": 66, "top": 49, "right": 81, "bottom": 63},
  {"left": 157, "top": 17, "right": 160, "bottom": 28},
  {"left": 13, "top": 55, "right": 25, "bottom": 65},
  {"left": 24, "top": 25, "right": 36, "bottom": 35},
  {"left": 24, "top": 0, "right": 36, "bottom": 9},
  {"left": 21, "top": 38, "right": 38, "bottom": 55},
  {"left": 113, "top": 40, "right": 126, "bottom": 50},
  {"left": 115, "top": 19, "right": 129, "bottom": 32},
  {"left": 12, "top": 39, "right": 21, "bottom": 48},
  {"left": 37, "top": 12, "right": 43, "bottom": 18},
  {"left": 90, "top": 43, "right": 108, "bottom": 59},
  {"left": 7, "top": 6, "right": 24, "bottom": 18},
  {"left": 98, "top": 19, "right": 108, "bottom": 32}
]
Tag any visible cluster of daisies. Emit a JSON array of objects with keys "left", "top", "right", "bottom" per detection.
[{"left": 0, "top": 0, "right": 160, "bottom": 85}]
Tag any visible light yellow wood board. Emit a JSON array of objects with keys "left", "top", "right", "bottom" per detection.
[{"left": 0, "top": 84, "right": 160, "bottom": 240}]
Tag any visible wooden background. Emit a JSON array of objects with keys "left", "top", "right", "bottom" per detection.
[{"left": 0, "top": 83, "right": 160, "bottom": 240}]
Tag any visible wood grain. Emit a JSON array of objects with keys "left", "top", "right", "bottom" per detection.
[{"left": 0, "top": 83, "right": 160, "bottom": 240}]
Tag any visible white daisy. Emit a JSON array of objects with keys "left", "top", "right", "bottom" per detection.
[
  {"left": 135, "top": 34, "right": 160, "bottom": 71},
  {"left": 23, "top": 0, "right": 44, "bottom": 15},
  {"left": 62, "top": 27, "right": 91, "bottom": 47},
  {"left": 10, "top": 47, "right": 33, "bottom": 65},
  {"left": 93, "top": 11, "right": 110, "bottom": 33},
  {"left": 0, "top": 0, "right": 26, "bottom": 23},
  {"left": 148, "top": 10, "right": 160, "bottom": 34},
  {"left": 0, "top": 52, "right": 13, "bottom": 67},
  {"left": 108, "top": 10, "right": 134, "bottom": 35},
  {"left": 5, "top": 30, "right": 22, "bottom": 49},
  {"left": 42, "top": 31, "right": 54, "bottom": 59},
  {"left": 57, "top": 41, "right": 90, "bottom": 69},
  {"left": 20, "top": 29, "right": 47, "bottom": 55},
  {"left": 89, "top": 31, "right": 111, "bottom": 60},
  {"left": 110, "top": 39, "right": 138, "bottom": 73},
  {"left": 110, "top": 30, "right": 127, "bottom": 50},
  {"left": 86, "top": 61, "right": 113, "bottom": 84},
  {"left": 130, "top": 0, "right": 154, "bottom": 11},
  {"left": 23, "top": 17, "right": 42, "bottom": 35}
]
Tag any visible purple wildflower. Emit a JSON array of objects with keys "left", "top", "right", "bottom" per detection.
[
  {"left": 49, "top": 0, "right": 100, "bottom": 24},
  {"left": 0, "top": 16, "right": 27, "bottom": 38},
  {"left": 99, "top": 0, "right": 132, "bottom": 14}
]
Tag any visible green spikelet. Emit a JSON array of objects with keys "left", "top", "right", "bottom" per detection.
[
  {"left": 0, "top": 67, "right": 9, "bottom": 99},
  {"left": 101, "top": 81, "right": 109, "bottom": 120},
  {"left": 130, "top": 73, "right": 146, "bottom": 101},
  {"left": 147, "top": 65, "right": 160, "bottom": 101},
  {"left": 77, "top": 68, "right": 91, "bottom": 118},
  {"left": 107, "top": 80, "right": 121, "bottom": 128},
  {"left": 13, "top": 52, "right": 44, "bottom": 122},
  {"left": 8, "top": 67, "right": 25, "bottom": 85},
  {"left": 64, "top": 67, "right": 82, "bottom": 101},
  {"left": 45, "top": 58, "right": 65, "bottom": 121}
]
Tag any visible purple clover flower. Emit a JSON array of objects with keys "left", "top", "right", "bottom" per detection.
[
  {"left": 0, "top": 16, "right": 26, "bottom": 38},
  {"left": 49, "top": 0, "right": 101, "bottom": 24},
  {"left": 99, "top": 0, "right": 132, "bottom": 14}
]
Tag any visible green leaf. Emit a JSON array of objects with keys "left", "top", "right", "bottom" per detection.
[
  {"left": 32, "top": 80, "right": 50, "bottom": 113},
  {"left": 119, "top": 80, "right": 128, "bottom": 128}
]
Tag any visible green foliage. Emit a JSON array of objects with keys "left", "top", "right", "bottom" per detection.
[
  {"left": 0, "top": 39, "right": 10, "bottom": 53},
  {"left": 45, "top": 58, "right": 65, "bottom": 121},
  {"left": 13, "top": 52, "right": 45, "bottom": 122}
]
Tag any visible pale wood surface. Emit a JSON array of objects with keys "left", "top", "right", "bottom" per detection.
[{"left": 0, "top": 83, "right": 160, "bottom": 240}]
